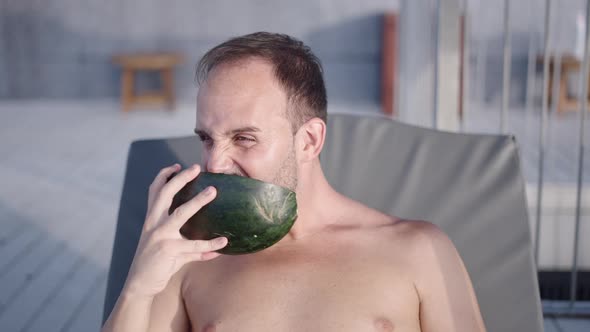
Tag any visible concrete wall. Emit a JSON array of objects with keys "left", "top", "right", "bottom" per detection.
[{"left": 0, "top": 0, "right": 398, "bottom": 105}]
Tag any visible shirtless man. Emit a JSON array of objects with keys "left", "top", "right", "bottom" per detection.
[{"left": 102, "top": 32, "right": 486, "bottom": 332}]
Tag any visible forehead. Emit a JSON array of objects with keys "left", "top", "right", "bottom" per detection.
[{"left": 196, "top": 59, "right": 288, "bottom": 132}]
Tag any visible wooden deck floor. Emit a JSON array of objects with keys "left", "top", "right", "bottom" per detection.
[
  {"left": 0, "top": 100, "right": 197, "bottom": 332},
  {"left": 0, "top": 100, "right": 588, "bottom": 331}
]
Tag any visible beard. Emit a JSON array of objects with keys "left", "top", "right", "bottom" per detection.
[{"left": 270, "top": 144, "right": 298, "bottom": 191}]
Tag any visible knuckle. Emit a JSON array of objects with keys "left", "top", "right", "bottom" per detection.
[
  {"left": 193, "top": 240, "right": 208, "bottom": 252},
  {"left": 149, "top": 179, "right": 165, "bottom": 193},
  {"left": 153, "top": 241, "right": 166, "bottom": 254},
  {"left": 207, "top": 239, "right": 220, "bottom": 250},
  {"left": 172, "top": 205, "right": 185, "bottom": 219},
  {"left": 191, "top": 195, "right": 206, "bottom": 207},
  {"left": 157, "top": 187, "right": 172, "bottom": 203},
  {"left": 182, "top": 165, "right": 200, "bottom": 179},
  {"left": 198, "top": 189, "right": 215, "bottom": 202},
  {"left": 158, "top": 166, "right": 170, "bottom": 176},
  {"left": 193, "top": 240, "right": 203, "bottom": 255},
  {"left": 158, "top": 182, "right": 170, "bottom": 194},
  {"left": 152, "top": 174, "right": 163, "bottom": 184},
  {"left": 148, "top": 228, "right": 163, "bottom": 242},
  {"left": 165, "top": 171, "right": 178, "bottom": 183},
  {"left": 156, "top": 240, "right": 173, "bottom": 254}
]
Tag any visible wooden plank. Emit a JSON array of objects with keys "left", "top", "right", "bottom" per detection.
[
  {"left": 133, "top": 93, "right": 169, "bottom": 104},
  {"left": 0, "top": 218, "right": 26, "bottom": 254},
  {"left": 543, "top": 317, "right": 559, "bottom": 332},
  {"left": 0, "top": 220, "right": 102, "bottom": 297},
  {"left": 0, "top": 191, "right": 114, "bottom": 311},
  {"left": 21, "top": 219, "right": 112, "bottom": 332},
  {"left": 112, "top": 53, "right": 184, "bottom": 70},
  {"left": 22, "top": 263, "right": 106, "bottom": 332},
  {"left": 0, "top": 227, "right": 43, "bottom": 275},
  {"left": 0, "top": 235, "right": 66, "bottom": 312},
  {"left": 554, "top": 318, "right": 590, "bottom": 331},
  {"left": 121, "top": 69, "right": 133, "bottom": 113},
  {"left": 0, "top": 215, "right": 108, "bottom": 330},
  {"left": 0, "top": 241, "right": 81, "bottom": 331},
  {"left": 381, "top": 12, "right": 398, "bottom": 116},
  {"left": 61, "top": 276, "right": 107, "bottom": 332}
]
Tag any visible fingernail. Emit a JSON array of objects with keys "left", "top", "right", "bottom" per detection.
[
  {"left": 215, "top": 237, "right": 227, "bottom": 246},
  {"left": 204, "top": 186, "right": 215, "bottom": 195}
]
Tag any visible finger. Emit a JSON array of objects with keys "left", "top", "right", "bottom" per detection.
[
  {"left": 147, "top": 163, "right": 181, "bottom": 211},
  {"left": 166, "top": 186, "right": 217, "bottom": 230},
  {"left": 180, "top": 251, "right": 223, "bottom": 264},
  {"left": 145, "top": 164, "right": 181, "bottom": 230},
  {"left": 151, "top": 164, "right": 202, "bottom": 217},
  {"left": 175, "top": 237, "right": 228, "bottom": 254}
]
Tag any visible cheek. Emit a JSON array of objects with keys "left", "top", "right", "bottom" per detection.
[{"left": 236, "top": 142, "right": 291, "bottom": 179}]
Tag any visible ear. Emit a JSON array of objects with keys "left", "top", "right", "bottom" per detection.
[{"left": 295, "top": 117, "right": 326, "bottom": 162}]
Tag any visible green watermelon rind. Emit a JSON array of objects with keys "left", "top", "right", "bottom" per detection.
[{"left": 169, "top": 172, "right": 298, "bottom": 255}]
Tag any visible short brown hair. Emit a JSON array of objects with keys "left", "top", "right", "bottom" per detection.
[{"left": 196, "top": 32, "right": 327, "bottom": 132}]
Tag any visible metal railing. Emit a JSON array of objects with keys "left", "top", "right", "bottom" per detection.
[{"left": 434, "top": 0, "right": 589, "bottom": 316}]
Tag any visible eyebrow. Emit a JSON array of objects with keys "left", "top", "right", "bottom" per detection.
[{"left": 193, "top": 126, "right": 261, "bottom": 137}]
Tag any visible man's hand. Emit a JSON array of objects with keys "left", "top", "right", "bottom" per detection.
[{"left": 123, "top": 163, "right": 228, "bottom": 298}]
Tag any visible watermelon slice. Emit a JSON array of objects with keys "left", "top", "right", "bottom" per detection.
[{"left": 169, "top": 172, "right": 298, "bottom": 254}]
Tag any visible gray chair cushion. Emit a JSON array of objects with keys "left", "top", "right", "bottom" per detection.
[{"left": 103, "top": 112, "right": 543, "bottom": 332}]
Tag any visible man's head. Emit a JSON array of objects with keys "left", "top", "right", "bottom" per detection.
[
  {"left": 194, "top": 32, "right": 328, "bottom": 191},
  {"left": 196, "top": 32, "right": 327, "bottom": 132}
]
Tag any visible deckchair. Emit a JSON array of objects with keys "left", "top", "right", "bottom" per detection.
[{"left": 103, "top": 112, "right": 544, "bottom": 331}]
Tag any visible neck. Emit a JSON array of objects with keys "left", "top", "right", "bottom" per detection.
[{"left": 284, "top": 159, "right": 343, "bottom": 241}]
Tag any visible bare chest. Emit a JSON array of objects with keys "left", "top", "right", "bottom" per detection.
[{"left": 183, "top": 245, "right": 421, "bottom": 332}]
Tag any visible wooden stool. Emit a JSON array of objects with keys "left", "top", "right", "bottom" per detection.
[
  {"left": 537, "top": 54, "right": 590, "bottom": 114},
  {"left": 112, "top": 53, "right": 184, "bottom": 112}
]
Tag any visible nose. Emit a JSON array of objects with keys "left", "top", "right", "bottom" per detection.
[{"left": 204, "top": 146, "right": 234, "bottom": 174}]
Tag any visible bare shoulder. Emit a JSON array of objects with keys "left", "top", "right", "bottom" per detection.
[
  {"left": 388, "top": 220, "right": 487, "bottom": 330},
  {"left": 367, "top": 218, "right": 465, "bottom": 281},
  {"left": 389, "top": 219, "right": 452, "bottom": 245},
  {"left": 337, "top": 198, "right": 450, "bottom": 248},
  {"left": 386, "top": 219, "right": 460, "bottom": 267}
]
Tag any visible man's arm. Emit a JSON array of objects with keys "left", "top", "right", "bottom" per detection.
[
  {"left": 101, "top": 164, "right": 226, "bottom": 332},
  {"left": 100, "top": 287, "right": 154, "bottom": 332},
  {"left": 147, "top": 265, "right": 190, "bottom": 332},
  {"left": 410, "top": 221, "right": 487, "bottom": 332},
  {"left": 102, "top": 264, "right": 190, "bottom": 332}
]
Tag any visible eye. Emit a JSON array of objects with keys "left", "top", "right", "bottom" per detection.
[
  {"left": 235, "top": 136, "right": 255, "bottom": 142},
  {"left": 234, "top": 135, "right": 256, "bottom": 147},
  {"left": 198, "top": 134, "right": 213, "bottom": 147}
]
